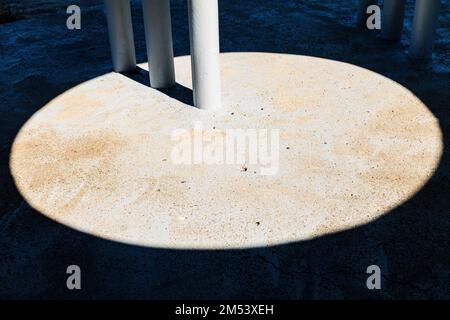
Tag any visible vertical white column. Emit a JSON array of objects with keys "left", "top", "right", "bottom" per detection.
[
  {"left": 142, "top": 0, "right": 176, "bottom": 88},
  {"left": 356, "top": 0, "right": 378, "bottom": 27},
  {"left": 188, "top": 0, "right": 221, "bottom": 110},
  {"left": 380, "top": 0, "right": 406, "bottom": 41},
  {"left": 410, "top": 0, "right": 441, "bottom": 60},
  {"left": 104, "top": 0, "right": 136, "bottom": 72}
]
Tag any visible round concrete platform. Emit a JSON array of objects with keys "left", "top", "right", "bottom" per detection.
[{"left": 10, "top": 53, "right": 442, "bottom": 249}]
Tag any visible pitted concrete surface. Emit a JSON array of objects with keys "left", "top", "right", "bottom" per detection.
[
  {"left": 10, "top": 53, "right": 442, "bottom": 249},
  {"left": 1, "top": 0, "right": 450, "bottom": 299}
]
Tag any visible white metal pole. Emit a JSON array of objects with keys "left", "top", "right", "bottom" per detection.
[
  {"left": 188, "top": 0, "right": 221, "bottom": 110},
  {"left": 142, "top": 0, "right": 176, "bottom": 88},
  {"left": 380, "top": 0, "right": 406, "bottom": 41},
  {"left": 356, "top": 0, "right": 378, "bottom": 27},
  {"left": 104, "top": 0, "right": 136, "bottom": 72},
  {"left": 409, "top": 0, "right": 441, "bottom": 60}
]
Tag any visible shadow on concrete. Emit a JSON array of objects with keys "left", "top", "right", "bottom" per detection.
[
  {"left": 158, "top": 82, "right": 194, "bottom": 107},
  {"left": 0, "top": 0, "right": 449, "bottom": 299},
  {"left": 122, "top": 66, "right": 194, "bottom": 107}
]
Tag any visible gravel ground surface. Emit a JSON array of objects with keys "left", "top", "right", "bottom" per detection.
[{"left": 0, "top": 0, "right": 449, "bottom": 299}]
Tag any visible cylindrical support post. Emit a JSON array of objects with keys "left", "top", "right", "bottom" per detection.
[
  {"left": 188, "top": 0, "right": 221, "bottom": 110},
  {"left": 410, "top": 0, "right": 441, "bottom": 60},
  {"left": 142, "top": 0, "right": 176, "bottom": 88},
  {"left": 356, "top": 0, "right": 378, "bottom": 27},
  {"left": 104, "top": 0, "right": 136, "bottom": 72},
  {"left": 380, "top": 0, "right": 406, "bottom": 41}
]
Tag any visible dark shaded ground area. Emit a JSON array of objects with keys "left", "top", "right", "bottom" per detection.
[{"left": 0, "top": 0, "right": 449, "bottom": 299}]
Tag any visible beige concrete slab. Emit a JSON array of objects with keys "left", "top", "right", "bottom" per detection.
[{"left": 10, "top": 53, "right": 442, "bottom": 249}]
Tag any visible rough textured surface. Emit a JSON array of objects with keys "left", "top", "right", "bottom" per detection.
[
  {"left": 1, "top": 0, "right": 449, "bottom": 299},
  {"left": 10, "top": 53, "right": 442, "bottom": 249}
]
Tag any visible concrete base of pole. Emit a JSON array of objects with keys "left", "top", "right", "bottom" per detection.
[
  {"left": 380, "top": 0, "right": 406, "bottom": 41},
  {"left": 142, "top": 0, "right": 176, "bottom": 88},
  {"left": 409, "top": 0, "right": 441, "bottom": 60},
  {"left": 10, "top": 53, "right": 442, "bottom": 249},
  {"left": 104, "top": 0, "right": 136, "bottom": 73},
  {"left": 188, "top": 0, "right": 221, "bottom": 110},
  {"left": 356, "top": 0, "right": 378, "bottom": 27}
]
